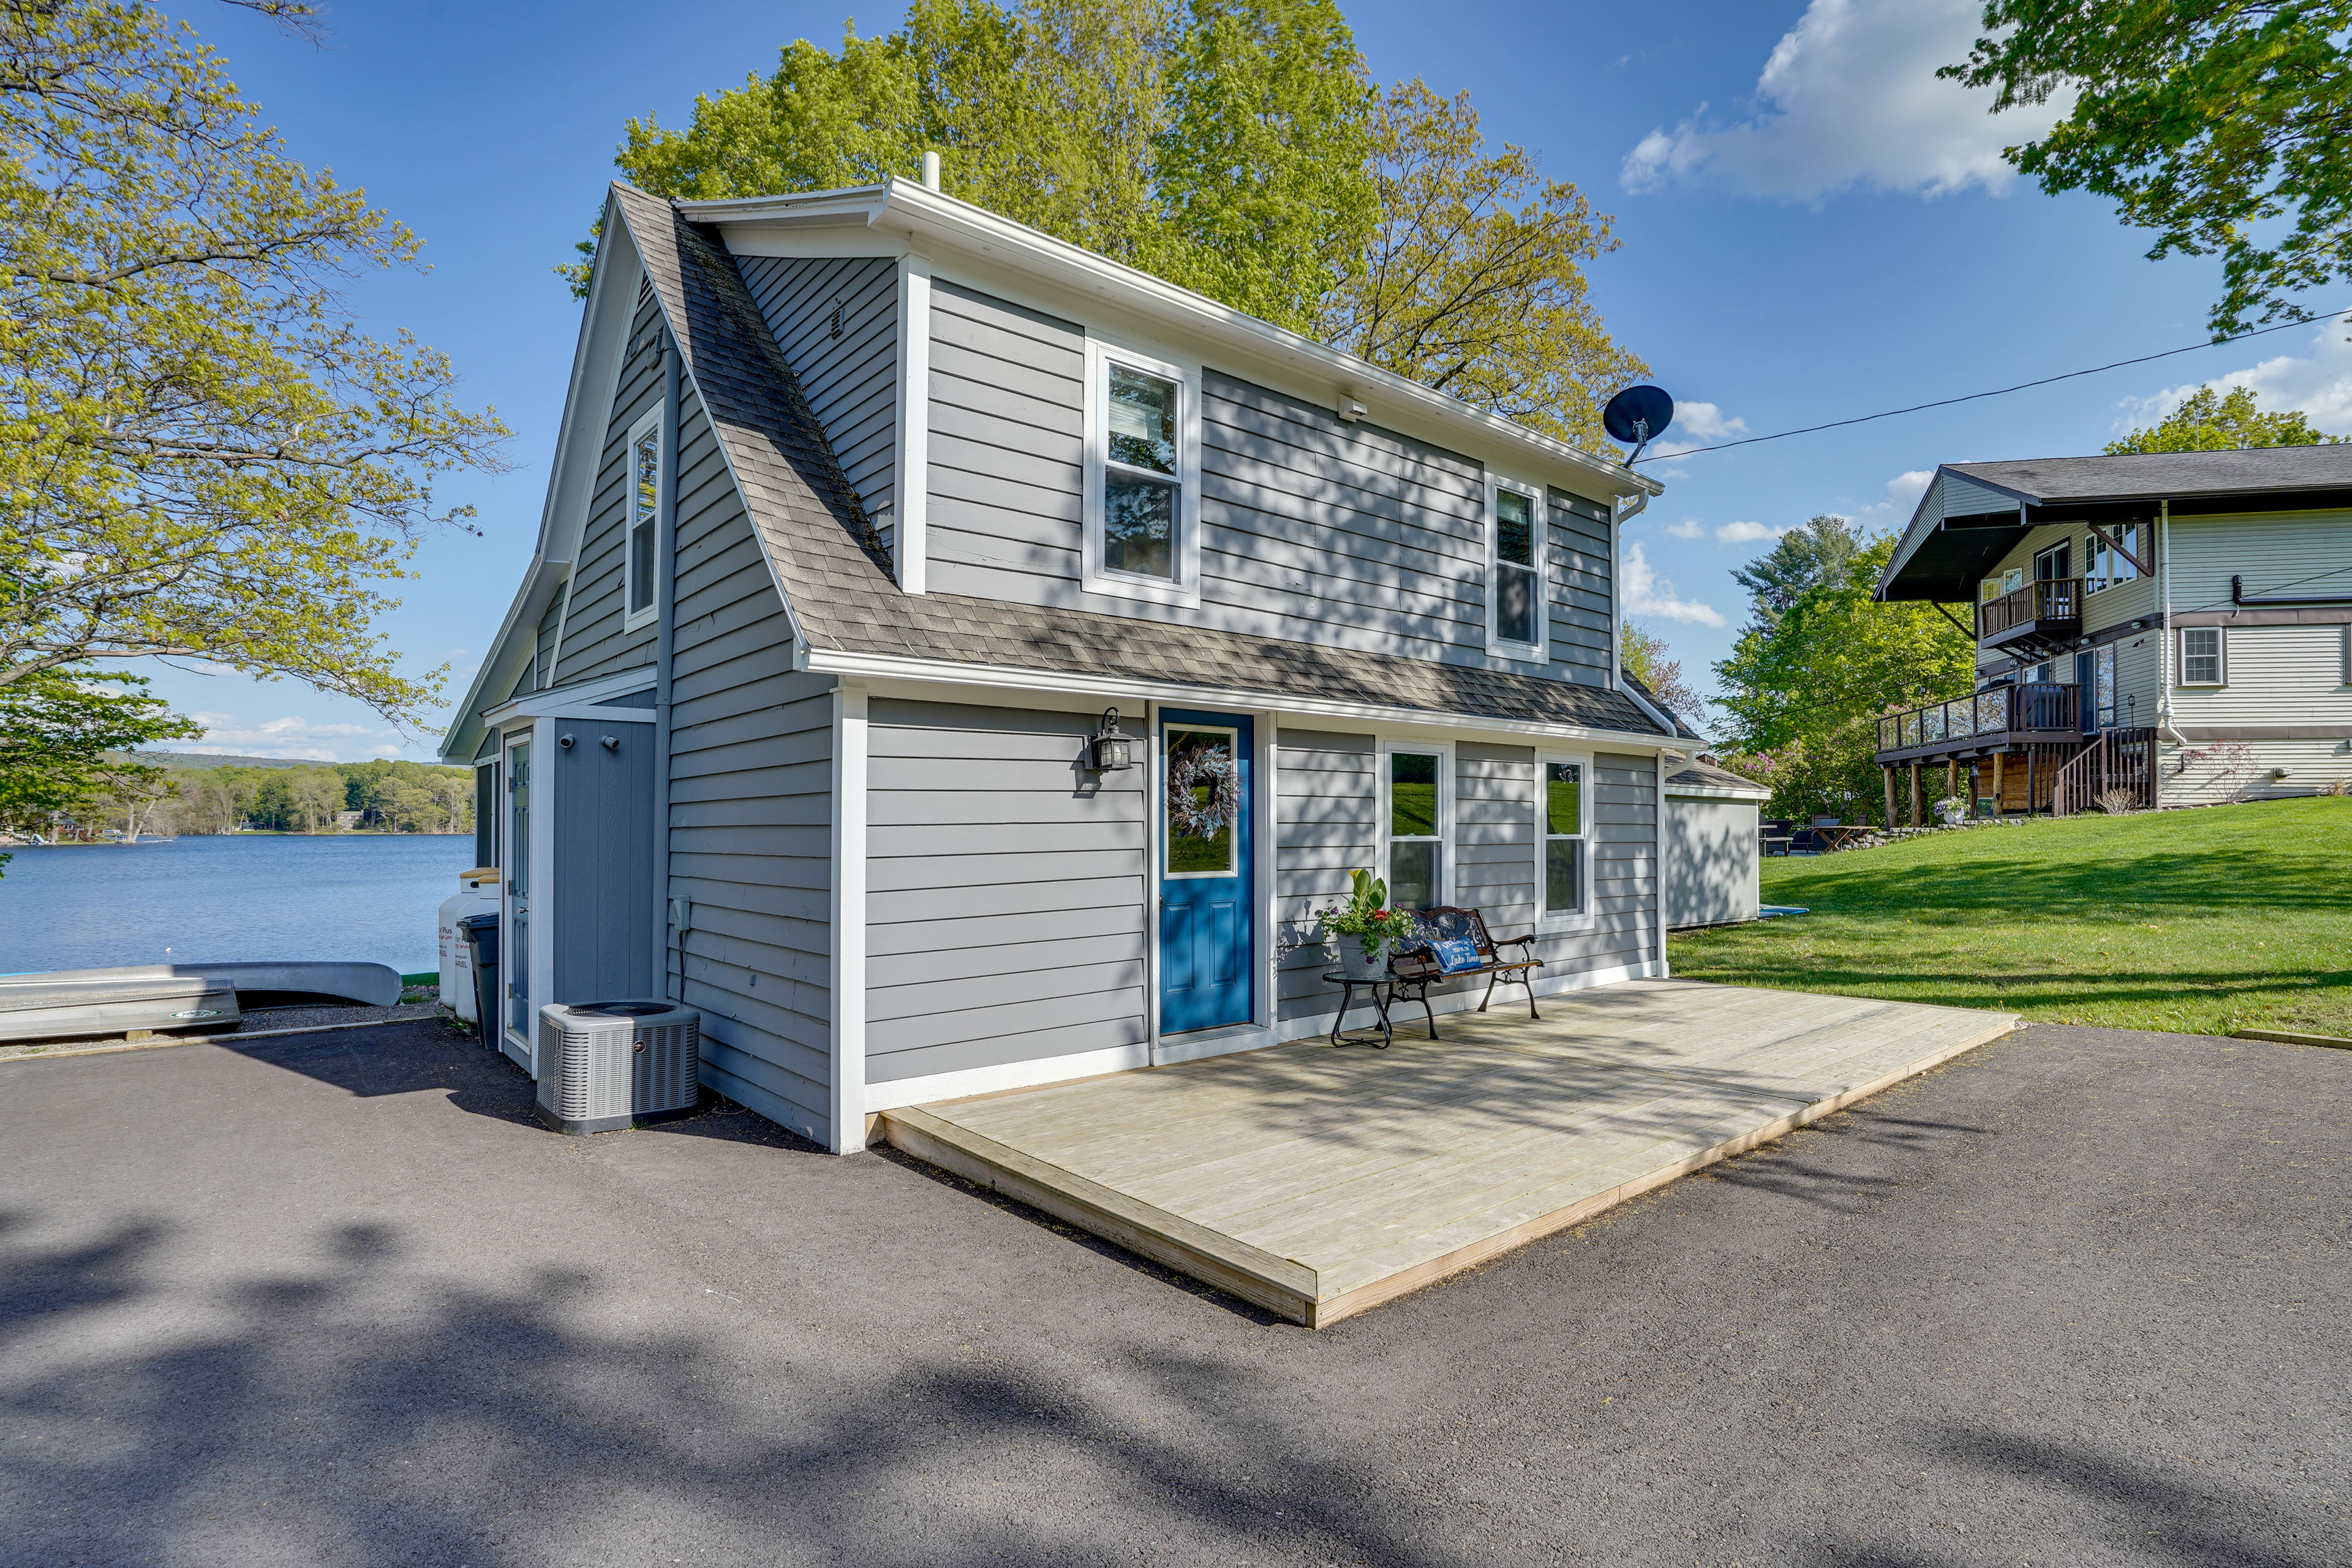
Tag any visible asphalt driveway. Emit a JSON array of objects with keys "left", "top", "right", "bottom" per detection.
[{"left": 2, "top": 1015, "right": 2344, "bottom": 1567}]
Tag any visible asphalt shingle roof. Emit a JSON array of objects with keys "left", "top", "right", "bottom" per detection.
[
  {"left": 1665, "top": 759, "right": 1768, "bottom": 796},
  {"left": 1948, "top": 445, "right": 2352, "bottom": 505},
  {"left": 614, "top": 184, "right": 1668, "bottom": 739}
]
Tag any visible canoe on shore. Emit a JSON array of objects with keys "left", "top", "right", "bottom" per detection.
[{"left": 0, "top": 960, "right": 402, "bottom": 1043}]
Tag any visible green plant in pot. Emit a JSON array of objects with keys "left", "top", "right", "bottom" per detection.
[{"left": 1317, "top": 869, "right": 1420, "bottom": 979}]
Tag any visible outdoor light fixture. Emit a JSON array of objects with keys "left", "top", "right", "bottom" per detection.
[{"left": 1089, "top": 707, "right": 1135, "bottom": 771}]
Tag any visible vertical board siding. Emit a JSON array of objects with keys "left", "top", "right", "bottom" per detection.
[
  {"left": 664, "top": 407, "right": 835, "bottom": 1144},
  {"left": 736, "top": 254, "right": 899, "bottom": 556},
  {"left": 1547, "top": 489, "right": 1613, "bottom": 686},
  {"left": 1199, "top": 373, "right": 1487, "bottom": 663},
  {"left": 865, "top": 698, "right": 1147, "bottom": 1084},
  {"left": 1273, "top": 729, "right": 1378, "bottom": 1019},
  {"left": 923, "top": 281, "right": 1088, "bottom": 599},
  {"left": 1667, "top": 799, "right": 1760, "bottom": 927},
  {"left": 552, "top": 288, "right": 665, "bottom": 687},
  {"left": 551, "top": 718, "right": 657, "bottom": 1003}
]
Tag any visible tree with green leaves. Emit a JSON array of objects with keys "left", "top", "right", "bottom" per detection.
[
  {"left": 1728, "top": 514, "right": 1867, "bottom": 632},
  {"left": 0, "top": 668, "right": 198, "bottom": 863},
  {"left": 1618, "top": 621, "right": 1701, "bottom": 725},
  {"left": 1947, "top": 2, "right": 2352, "bottom": 336},
  {"left": 590, "top": 0, "right": 1644, "bottom": 446},
  {"left": 2, "top": 0, "right": 510, "bottom": 726},
  {"left": 1713, "top": 536, "right": 1976, "bottom": 822},
  {"left": 2106, "top": 384, "right": 2345, "bottom": 453}
]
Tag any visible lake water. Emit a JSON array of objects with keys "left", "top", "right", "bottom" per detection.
[{"left": 1, "top": 835, "right": 477, "bottom": 976}]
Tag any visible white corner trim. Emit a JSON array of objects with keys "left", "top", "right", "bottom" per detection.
[
  {"left": 894, "top": 256, "right": 932, "bottom": 595},
  {"left": 865, "top": 1042, "right": 1152, "bottom": 1113},
  {"left": 829, "top": 685, "right": 870, "bottom": 1152},
  {"left": 1653, "top": 750, "right": 1670, "bottom": 978},
  {"left": 1081, "top": 337, "right": 1203, "bottom": 608}
]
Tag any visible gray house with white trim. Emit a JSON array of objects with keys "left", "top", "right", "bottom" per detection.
[{"left": 442, "top": 177, "right": 1692, "bottom": 1153}]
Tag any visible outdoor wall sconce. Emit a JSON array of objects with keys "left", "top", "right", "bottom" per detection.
[{"left": 1090, "top": 707, "right": 1136, "bottom": 771}]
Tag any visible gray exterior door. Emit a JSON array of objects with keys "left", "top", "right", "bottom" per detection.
[{"left": 551, "top": 720, "right": 656, "bottom": 1005}]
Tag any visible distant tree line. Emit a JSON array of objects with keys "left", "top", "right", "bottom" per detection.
[{"left": 34, "top": 760, "right": 474, "bottom": 843}]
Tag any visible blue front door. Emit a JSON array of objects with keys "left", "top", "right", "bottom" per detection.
[{"left": 1159, "top": 710, "right": 1254, "bottom": 1034}]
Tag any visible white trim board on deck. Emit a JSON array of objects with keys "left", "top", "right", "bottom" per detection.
[{"left": 878, "top": 980, "right": 2016, "bottom": 1328}]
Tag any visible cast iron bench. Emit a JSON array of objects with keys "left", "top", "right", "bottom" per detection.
[{"left": 1384, "top": 906, "right": 1544, "bottom": 1040}]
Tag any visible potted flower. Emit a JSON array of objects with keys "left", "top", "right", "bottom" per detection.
[
  {"left": 1932, "top": 794, "right": 1968, "bottom": 827},
  {"left": 1316, "top": 869, "right": 1420, "bottom": 979}
]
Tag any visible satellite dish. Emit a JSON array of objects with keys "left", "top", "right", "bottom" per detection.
[{"left": 1603, "top": 385, "right": 1675, "bottom": 464}]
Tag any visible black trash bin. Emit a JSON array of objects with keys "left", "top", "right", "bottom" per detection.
[{"left": 456, "top": 913, "right": 499, "bottom": 1044}]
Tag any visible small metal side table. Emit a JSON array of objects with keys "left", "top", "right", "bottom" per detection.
[{"left": 1322, "top": 970, "right": 1398, "bottom": 1048}]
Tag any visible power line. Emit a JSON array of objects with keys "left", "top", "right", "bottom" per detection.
[{"left": 1633, "top": 307, "right": 2352, "bottom": 464}]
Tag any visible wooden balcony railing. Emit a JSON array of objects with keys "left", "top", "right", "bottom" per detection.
[
  {"left": 1875, "top": 682, "right": 2081, "bottom": 755},
  {"left": 1977, "top": 577, "right": 2082, "bottom": 641}
]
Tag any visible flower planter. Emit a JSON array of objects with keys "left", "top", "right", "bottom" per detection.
[{"left": 1333, "top": 938, "right": 1393, "bottom": 980}]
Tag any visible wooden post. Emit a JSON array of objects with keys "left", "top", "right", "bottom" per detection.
[
  {"left": 1909, "top": 762, "right": 1922, "bottom": 827},
  {"left": 1945, "top": 758, "right": 1958, "bottom": 813},
  {"left": 1882, "top": 766, "right": 1898, "bottom": 827},
  {"left": 1992, "top": 751, "right": 2006, "bottom": 815}
]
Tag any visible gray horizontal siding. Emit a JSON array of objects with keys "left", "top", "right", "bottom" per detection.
[
  {"left": 1275, "top": 728, "right": 1378, "bottom": 1022},
  {"left": 664, "top": 448, "right": 834, "bottom": 1145},
  {"left": 737, "top": 254, "right": 898, "bottom": 557},
  {"left": 1548, "top": 489, "right": 1613, "bottom": 687},
  {"left": 530, "top": 595, "right": 560, "bottom": 694},
  {"left": 923, "top": 281, "right": 1087, "bottom": 600},
  {"left": 553, "top": 287, "right": 665, "bottom": 687},
  {"left": 865, "top": 698, "right": 1147, "bottom": 1085}
]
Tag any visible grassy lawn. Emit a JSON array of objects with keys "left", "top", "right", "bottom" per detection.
[{"left": 1670, "top": 797, "right": 2352, "bottom": 1039}]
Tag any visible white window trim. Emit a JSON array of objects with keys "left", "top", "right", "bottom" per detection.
[
  {"left": 1379, "top": 737, "right": 1453, "bottom": 910},
  {"left": 1082, "top": 338, "right": 1202, "bottom": 608},
  {"left": 1487, "top": 475, "right": 1548, "bottom": 665},
  {"left": 1536, "top": 749, "right": 1596, "bottom": 930},
  {"left": 2178, "top": 625, "right": 2226, "bottom": 687},
  {"left": 1162, "top": 722, "right": 1242, "bottom": 881},
  {"left": 622, "top": 405, "right": 663, "bottom": 633}
]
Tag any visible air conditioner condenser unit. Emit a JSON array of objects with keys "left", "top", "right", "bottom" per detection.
[{"left": 535, "top": 1000, "right": 703, "bottom": 1136}]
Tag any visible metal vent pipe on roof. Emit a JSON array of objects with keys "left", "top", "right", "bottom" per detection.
[{"left": 921, "top": 149, "right": 941, "bottom": 190}]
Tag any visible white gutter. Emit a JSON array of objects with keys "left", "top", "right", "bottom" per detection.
[
  {"left": 679, "top": 180, "right": 1664, "bottom": 506},
  {"left": 2157, "top": 498, "right": 2189, "bottom": 749},
  {"left": 797, "top": 645, "right": 1680, "bottom": 751}
]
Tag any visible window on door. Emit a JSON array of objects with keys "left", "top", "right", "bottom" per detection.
[
  {"left": 1490, "top": 481, "right": 1544, "bottom": 657},
  {"left": 2035, "top": 541, "right": 2071, "bottom": 581},
  {"left": 1385, "top": 748, "right": 1444, "bottom": 912},
  {"left": 1540, "top": 755, "right": 1589, "bottom": 922},
  {"left": 624, "top": 409, "right": 662, "bottom": 630},
  {"left": 1164, "top": 727, "right": 1238, "bottom": 877}
]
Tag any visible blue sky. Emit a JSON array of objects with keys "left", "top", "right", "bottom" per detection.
[{"left": 148, "top": 0, "right": 2352, "bottom": 757}]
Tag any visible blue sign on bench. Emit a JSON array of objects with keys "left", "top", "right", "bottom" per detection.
[{"left": 1424, "top": 933, "right": 1483, "bottom": 974}]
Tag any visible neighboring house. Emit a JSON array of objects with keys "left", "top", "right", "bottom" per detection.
[
  {"left": 1873, "top": 447, "right": 2352, "bottom": 816},
  {"left": 440, "top": 176, "right": 1695, "bottom": 1154}
]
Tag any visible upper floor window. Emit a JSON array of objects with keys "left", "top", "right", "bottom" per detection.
[
  {"left": 1489, "top": 478, "right": 1544, "bottom": 660},
  {"left": 1083, "top": 342, "right": 1200, "bottom": 606},
  {"left": 2034, "top": 540, "right": 2071, "bottom": 582},
  {"left": 2083, "top": 524, "right": 2143, "bottom": 594},
  {"left": 624, "top": 407, "right": 662, "bottom": 631},
  {"left": 2179, "top": 626, "right": 2225, "bottom": 686}
]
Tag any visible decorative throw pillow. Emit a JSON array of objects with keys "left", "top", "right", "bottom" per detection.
[{"left": 1427, "top": 933, "right": 1483, "bottom": 974}]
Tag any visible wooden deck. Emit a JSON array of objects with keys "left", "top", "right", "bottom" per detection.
[{"left": 879, "top": 980, "right": 2015, "bottom": 1327}]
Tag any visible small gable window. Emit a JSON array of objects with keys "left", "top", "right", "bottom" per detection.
[
  {"left": 1488, "top": 478, "right": 1545, "bottom": 660},
  {"left": 624, "top": 407, "right": 662, "bottom": 631},
  {"left": 1084, "top": 342, "right": 1200, "bottom": 606}
]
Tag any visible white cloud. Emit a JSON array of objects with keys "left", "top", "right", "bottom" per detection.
[
  {"left": 1673, "top": 401, "right": 1747, "bottom": 441},
  {"left": 160, "top": 712, "right": 404, "bottom": 763},
  {"left": 1621, "top": 0, "right": 2067, "bottom": 202},
  {"left": 1714, "top": 520, "right": 1790, "bottom": 545},
  {"left": 1622, "top": 542, "right": 1728, "bottom": 627},
  {"left": 1665, "top": 518, "right": 1706, "bottom": 539},
  {"left": 1884, "top": 469, "right": 1935, "bottom": 507},
  {"left": 2120, "top": 325, "right": 2352, "bottom": 437}
]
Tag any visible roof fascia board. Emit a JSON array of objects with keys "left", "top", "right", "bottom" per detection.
[
  {"left": 1668, "top": 782, "right": 1772, "bottom": 801},
  {"left": 682, "top": 179, "right": 1660, "bottom": 507},
  {"left": 799, "top": 645, "right": 1672, "bottom": 748},
  {"left": 479, "top": 666, "right": 657, "bottom": 727}
]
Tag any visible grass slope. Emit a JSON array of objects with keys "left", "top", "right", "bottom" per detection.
[{"left": 1670, "top": 797, "right": 2352, "bottom": 1038}]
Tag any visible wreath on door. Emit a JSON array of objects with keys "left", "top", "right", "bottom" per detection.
[{"left": 1166, "top": 736, "right": 1240, "bottom": 838}]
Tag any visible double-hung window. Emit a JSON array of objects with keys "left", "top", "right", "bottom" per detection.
[
  {"left": 2180, "top": 627, "right": 2225, "bottom": 686},
  {"left": 1083, "top": 342, "right": 1200, "bottom": 605},
  {"left": 623, "top": 407, "right": 662, "bottom": 630},
  {"left": 1384, "top": 745, "right": 1446, "bottom": 913},
  {"left": 1489, "top": 480, "right": 1544, "bottom": 658},
  {"left": 1539, "top": 754, "right": 1591, "bottom": 923}
]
